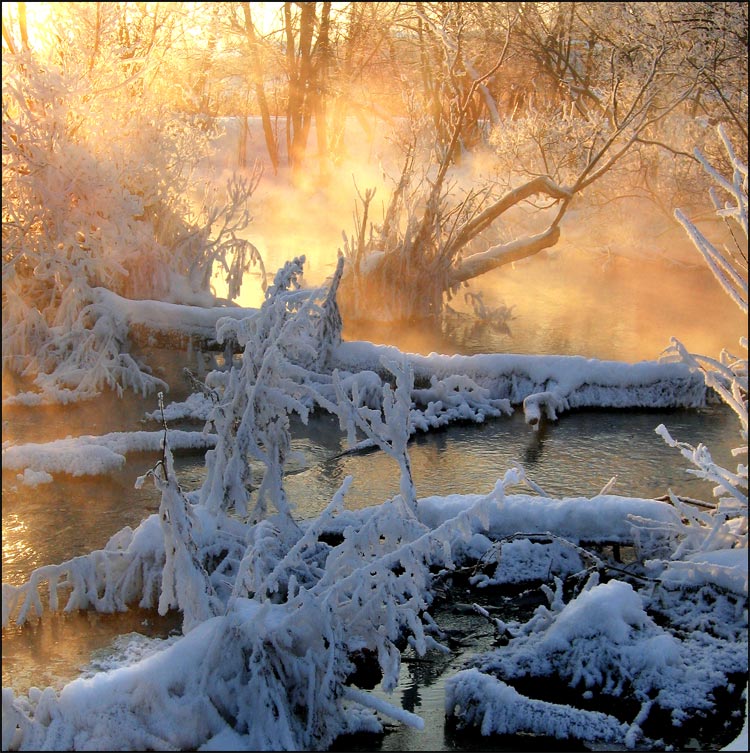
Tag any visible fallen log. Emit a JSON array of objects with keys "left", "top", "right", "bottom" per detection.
[
  {"left": 93, "top": 288, "right": 258, "bottom": 352},
  {"left": 92, "top": 289, "right": 709, "bottom": 421}
]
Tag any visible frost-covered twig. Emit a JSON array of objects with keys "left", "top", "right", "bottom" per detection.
[
  {"left": 199, "top": 256, "right": 342, "bottom": 520},
  {"left": 655, "top": 126, "right": 748, "bottom": 560},
  {"left": 334, "top": 357, "right": 418, "bottom": 514},
  {"left": 2, "top": 518, "right": 165, "bottom": 627},
  {"left": 136, "top": 402, "right": 223, "bottom": 633}
]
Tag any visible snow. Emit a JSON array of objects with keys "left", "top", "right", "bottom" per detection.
[
  {"left": 446, "top": 574, "right": 746, "bottom": 748},
  {"left": 2, "top": 430, "right": 217, "bottom": 478},
  {"left": 2, "top": 120, "right": 746, "bottom": 753},
  {"left": 445, "top": 668, "right": 628, "bottom": 742},
  {"left": 331, "top": 341, "right": 709, "bottom": 424},
  {"left": 653, "top": 547, "right": 749, "bottom": 595},
  {"left": 418, "top": 491, "right": 681, "bottom": 547},
  {"left": 91, "top": 288, "right": 260, "bottom": 346},
  {"left": 469, "top": 538, "right": 585, "bottom": 586},
  {"left": 14, "top": 468, "right": 53, "bottom": 487},
  {"left": 342, "top": 687, "right": 425, "bottom": 730},
  {"left": 145, "top": 391, "right": 217, "bottom": 423}
]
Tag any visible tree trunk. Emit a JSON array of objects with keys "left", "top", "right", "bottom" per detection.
[
  {"left": 241, "top": 2, "right": 279, "bottom": 174},
  {"left": 313, "top": 1, "right": 332, "bottom": 182},
  {"left": 285, "top": 2, "right": 317, "bottom": 173}
]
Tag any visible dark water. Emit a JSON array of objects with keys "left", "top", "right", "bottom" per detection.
[{"left": 2, "top": 257, "right": 746, "bottom": 749}]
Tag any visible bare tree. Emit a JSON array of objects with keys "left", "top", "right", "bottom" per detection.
[
  {"left": 385, "top": 2, "right": 515, "bottom": 166},
  {"left": 325, "top": 2, "right": 402, "bottom": 162},
  {"left": 282, "top": 1, "right": 334, "bottom": 175},
  {"left": 338, "top": 1, "right": 736, "bottom": 322},
  {"left": 508, "top": 2, "right": 748, "bottom": 215},
  {"left": 239, "top": 1, "right": 280, "bottom": 173},
  {"left": 228, "top": 2, "right": 401, "bottom": 177}
]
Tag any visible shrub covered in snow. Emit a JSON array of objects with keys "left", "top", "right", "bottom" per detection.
[
  {"left": 647, "top": 127, "right": 748, "bottom": 577},
  {"left": 2, "top": 47, "right": 262, "bottom": 404},
  {"left": 446, "top": 574, "right": 745, "bottom": 748}
]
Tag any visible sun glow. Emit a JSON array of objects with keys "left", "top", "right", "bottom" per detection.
[{"left": 1, "top": 2, "right": 55, "bottom": 57}]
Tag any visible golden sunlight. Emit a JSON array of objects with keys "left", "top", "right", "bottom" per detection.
[
  {"left": 1, "top": 2, "right": 54, "bottom": 56},
  {"left": 244, "top": 1, "right": 284, "bottom": 35},
  {"left": 1, "top": 3, "right": 747, "bottom": 748}
]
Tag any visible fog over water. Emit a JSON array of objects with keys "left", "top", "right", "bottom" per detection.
[{"left": 202, "top": 119, "right": 745, "bottom": 364}]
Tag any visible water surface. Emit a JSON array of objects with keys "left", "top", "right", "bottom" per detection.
[{"left": 2, "top": 256, "right": 745, "bottom": 750}]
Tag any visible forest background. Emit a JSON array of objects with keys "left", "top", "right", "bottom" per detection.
[{"left": 1, "top": 3, "right": 748, "bottom": 751}]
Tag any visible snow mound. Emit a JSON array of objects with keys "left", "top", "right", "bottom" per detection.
[{"left": 2, "top": 430, "right": 217, "bottom": 477}]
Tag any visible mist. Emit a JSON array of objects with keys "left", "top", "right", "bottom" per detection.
[{"left": 202, "top": 117, "right": 746, "bottom": 363}]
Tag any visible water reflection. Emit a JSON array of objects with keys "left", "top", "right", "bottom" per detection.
[
  {"left": 1, "top": 608, "right": 182, "bottom": 696},
  {"left": 284, "top": 404, "right": 739, "bottom": 521},
  {"left": 343, "top": 253, "right": 747, "bottom": 363},
  {"left": 3, "top": 403, "right": 740, "bottom": 590}
]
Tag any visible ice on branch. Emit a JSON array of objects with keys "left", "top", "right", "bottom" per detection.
[
  {"left": 2, "top": 515, "right": 166, "bottom": 627},
  {"left": 334, "top": 357, "right": 418, "bottom": 514},
  {"left": 148, "top": 440, "right": 223, "bottom": 633},
  {"left": 331, "top": 342, "right": 708, "bottom": 425},
  {"left": 198, "top": 256, "right": 344, "bottom": 521}
]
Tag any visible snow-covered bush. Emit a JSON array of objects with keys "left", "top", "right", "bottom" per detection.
[
  {"left": 199, "top": 256, "right": 344, "bottom": 521},
  {"left": 2, "top": 37, "right": 262, "bottom": 404},
  {"left": 2, "top": 257, "right": 502, "bottom": 749},
  {"left": 446, "top": 574, "right": 744, "bottom": 748}
]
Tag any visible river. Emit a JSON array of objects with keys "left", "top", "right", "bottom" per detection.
[{"left": 1, "top": 253, "right": 746, "bottom": 750}]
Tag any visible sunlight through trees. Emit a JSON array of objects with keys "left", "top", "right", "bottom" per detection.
[{"left": 2, "top": 5, "right": 748, "bottom": 751}]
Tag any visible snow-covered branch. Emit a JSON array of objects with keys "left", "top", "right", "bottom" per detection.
[
  {"left": 334, "top": 357, "right": 418, "bottom": 514},
  {"left": 653, "top": 127, "right": 748, "bottom": 562},
  {"left": 448, "top": 225, "right": 561, "bottom": 286}
]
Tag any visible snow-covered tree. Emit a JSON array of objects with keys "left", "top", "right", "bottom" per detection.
[
  {"left": 198, "top": 255, "right": 344, "bottom": 523},
  {"left": 1, "top": 254, "right": 498, "bottom": 749},
  {"left": 2, "top": 6, "right": 263, "bottom": 404},
  {"left": 338, "top": 1, "right": 748, "bottom": 322}
]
